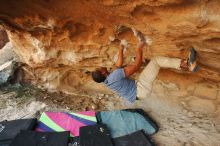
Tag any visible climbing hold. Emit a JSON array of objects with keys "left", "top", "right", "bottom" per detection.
[{"left": 132, "top": 28, "right": 153, "bottom": 45}]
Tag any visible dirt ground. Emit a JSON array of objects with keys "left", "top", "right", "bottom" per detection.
[{"left": 0, "top": 74, "right": 220, "bottom": 146}]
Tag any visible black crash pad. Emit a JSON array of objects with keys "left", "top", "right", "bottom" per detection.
[{"left": 80, "top": 124, "right": 113, "bottom": 146}]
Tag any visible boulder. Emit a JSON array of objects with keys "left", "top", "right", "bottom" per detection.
[{"left": 0, "top": 42, "right": 19, "bottom": 85}]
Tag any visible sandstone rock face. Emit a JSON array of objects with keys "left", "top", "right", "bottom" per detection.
[
  {"left": 1, "top": 2, "right": 220, "bottom": 145},
  {"left": 0, "top": 0, "right": 219, "bottom": 93}
]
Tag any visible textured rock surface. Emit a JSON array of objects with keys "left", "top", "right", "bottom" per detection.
[{"left": 0, "top": 0, "right": 220, "bottom": 93}]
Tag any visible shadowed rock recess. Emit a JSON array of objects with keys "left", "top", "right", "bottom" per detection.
[
  {"left": 0, "top": 0, "right": 220, "bottom": 94},
  {"left": 0, "top": 29, "right": 9, "bottom": 48}
]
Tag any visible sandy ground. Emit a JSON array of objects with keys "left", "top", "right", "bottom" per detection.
[
  {"left": 133, "top": 80, "right": 220, "bottom": 146},
  {"left": 0, "top": 79, "right": 220, "bottom": 146}
]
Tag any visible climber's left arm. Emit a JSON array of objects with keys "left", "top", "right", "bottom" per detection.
[{"left": 115, "top": 45, "right": 124, "bottom": 68}]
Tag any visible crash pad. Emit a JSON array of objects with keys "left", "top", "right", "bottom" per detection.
[{"left": 35, "top": 111, "right": 97, "bottom": 137}]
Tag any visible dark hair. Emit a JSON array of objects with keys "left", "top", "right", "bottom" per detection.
[{"left": 92, "top": 70, "right": 106, "bottom": 83}]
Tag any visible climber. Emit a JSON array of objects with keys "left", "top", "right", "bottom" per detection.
[{"left": 91, "top": 29, "right": 199, "bottom": 103}]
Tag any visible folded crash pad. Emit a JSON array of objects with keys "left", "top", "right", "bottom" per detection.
[
  {"left": 0, "top": 118, "right": 37, "bottom": 146},
  {"left": 96, "top": 109, "right": 159, "bottom": 138},
  {"left": 113, "top": 130, "right": 155, "bottom": 146},
  {"left": 80, "top": 124, "right": 113, "bottom": 146},
  {"left": 36, "top": 111, "right": 97, "bottom": 137},
  {"left": 10, "top": 131, "right": 69, "bottom": 146}
]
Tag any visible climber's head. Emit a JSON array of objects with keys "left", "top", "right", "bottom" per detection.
[{"left": 91, "top": 67, "right": 108, "bottom": 83}]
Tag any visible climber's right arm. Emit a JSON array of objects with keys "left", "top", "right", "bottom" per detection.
[{"left": 124, "top": 43, "right": 145, "bottom": 77}]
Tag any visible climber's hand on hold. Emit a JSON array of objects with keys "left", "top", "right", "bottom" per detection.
[
  {"left": 137, "top": 41, "right": 146, "bottom": 50},
  {"left": 120, "top": 39, "right": 128, "bottom": 50},
  {"left": 145, "top": 36, "right": 152, "bottom": 46},
  {"left": 120, "top": 45, "right": 125, "bottom": 51},
  {"left": 132, "top": 28, "right": 153, "bottom": 46}
]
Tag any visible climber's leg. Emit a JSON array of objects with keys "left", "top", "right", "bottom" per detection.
[
  {"left": 136, "top": 56, "right": 181, "bottom": 99},
  {"left": 136, "top": 48, "right": 199, "bottom": 99}
]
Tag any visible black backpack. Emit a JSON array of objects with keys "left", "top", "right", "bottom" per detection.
[
  {"left": 80, "top": 124, "right": 113, "bottom": 146},
  {"left": 0, "top": 118, "right": 37, "bottom": 146},
  {"left": 9, "top": 131, "right": 69, "bottom": 146}
]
